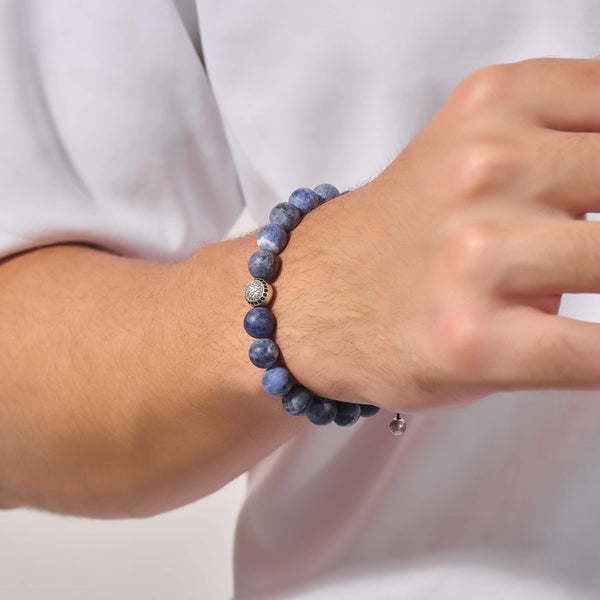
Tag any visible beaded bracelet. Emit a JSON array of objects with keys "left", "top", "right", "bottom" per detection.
[{"left": 243, "top": 184, "right": 406, "bottom": 436}]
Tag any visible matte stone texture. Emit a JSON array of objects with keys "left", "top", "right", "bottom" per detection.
[
  {"left": 249, "top": 338, "right": 279, "bottom": 369},
  {"left": 282, "top": 386, "right": 313, "bottom": 417},
  {"left": 248, "top": 249, "right": 279, "bottom": 281},
  {"left": 262, "top": 366, "right": 293, "bottom": 397},
  {"left": 314, "top": 183, "right": 340, "bottom": 204},
  {"left": 359, "top": 404, "right": 381, "bottom": 418},
  {"left": 307, "top": 398, "right": 337, "bottom": 426},
  {"left": 257, "top": 223, "right": 288, "bottom": 254},
  {"left": 288, "top": 187, "right": 320, "bottom": 215},
  {"left": 334, "top": 402, "right": 361, "bottom": 427},
  {"left": 244, "top": 307, "right": 275, "bottom": 338},
  {"left": 269, "top": 202, "right": 302, "bottom": 232}
]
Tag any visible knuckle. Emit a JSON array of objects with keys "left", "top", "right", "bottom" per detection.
[
  {"left": 437, "top": 219, "right": 503, "bottom": 279},
  {"left": 453, "top": 64, "right": 515, "bottom": 116},
  {"left": 443, "top": 142, "right": 516, "bottom": 200}
]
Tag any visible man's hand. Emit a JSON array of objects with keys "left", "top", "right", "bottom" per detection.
[{"left": 275, "top": 57, "right": 600, "bottom": 412}]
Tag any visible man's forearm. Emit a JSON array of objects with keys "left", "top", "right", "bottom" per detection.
[{"left": 0, "top": 239, "right": 307, "bottom": 518}]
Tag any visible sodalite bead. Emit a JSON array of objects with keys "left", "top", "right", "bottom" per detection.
[
  {"left": 334, "top": 402, "right": 361, "bottom": 427},
  {"left": 269, "top": 202, "right": 302, "bottom": 232},
  {"left": 314, "top": 183, "right": 340, "bottom": 204},
  {"left": 257, "top": 223, "right": 288, "bottom": 254},
  {"left": 249, "top": 339, "right": 279, "bottom": 369},
  {"left": 359, "top": 404, "right": 381, "bottom": 418},
  {"left": 262, "top": 366, "right": 293, "bottom": 397},
  {"left": 289, "top": 188, "right": 320, "bottom": 215},
  {"left": 248, "top": 250, "right": 279, "bottom": 281},
  {"left": 243, "top": 307, "right": 275, "bottom": 338},
  {"left": 307, "top": 398, "right": 337, "bottom": 425},
  {"left": 282, "top": 386, "right": 313, "bottom": 417}
]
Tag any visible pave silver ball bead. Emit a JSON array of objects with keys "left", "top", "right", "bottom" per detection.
[
  {"left": 245, "top": 278, "right": 273, "bottom": 307},
  {"left": 389, "top": 415, "right": 407, "bottom": 436}
]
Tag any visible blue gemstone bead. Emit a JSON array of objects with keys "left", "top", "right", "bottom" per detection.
[
  {"left": 257, "top": 224, "right": 288, "bottom": 254},
  {"left": 359, "top": 404, "right": 381, "bottom": 418},
  {"left": 314, "top": 183, "right": 340, "bottom": 204},
  {"left": 334, "top": 402, "right": 361, "bottom": 427},
  {"left": 269, "top": 202, "right": 302, "bottom": 232},
  {"left": 307, "top": 398, "right": 337, "bottom": 425},
  {"left": 248, "top": 250, "right": 279, "bottom": 281},
  {"left": 262, "top": 366, "right": 293, "bottom": 397},
  {"left": 282, "top": 386, "right": 313, "bottom": 417},
  {"left": 243, "top": 307, "right": 275, "bottom": 338},
  {"left": 249, "top": 338, "right": 279, "bottom": 369},
  {"left": 288, "top": 188, "right": 320, "bottom": 215}
]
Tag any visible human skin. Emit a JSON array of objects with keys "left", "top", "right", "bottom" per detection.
[
  {"left": 277, "top": 57, "right": 600, "bottom": 411},
  {"left": 2, "top": 57, "right": 600, "bottom": 517}
]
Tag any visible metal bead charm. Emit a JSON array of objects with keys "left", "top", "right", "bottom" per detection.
[
  {"left": 244, "top": 278, "right": 273, "bottom": 307},
  {"left": 389, "top": 414, "right": 407, "bottom": 436}
]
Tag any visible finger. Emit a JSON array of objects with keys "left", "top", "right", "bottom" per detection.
[
  {"left": 489, "top": 307, "right": 600, "bottom": 390},
  {"left": 493, "top": 58, "right": 600, "bottom": 132},
  {"left": 530, "top": 130, "right": 600, "bottom": 215},
  {"left": 496, "top": 218, "right": 600, "bottom": 296}
]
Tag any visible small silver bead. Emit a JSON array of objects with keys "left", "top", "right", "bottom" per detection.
[
  {"left": 245, "top": 278, "right": 273, "bottom": 307},
  {"left": 389, "top": 415, "right": 407, "bottom": 436}
]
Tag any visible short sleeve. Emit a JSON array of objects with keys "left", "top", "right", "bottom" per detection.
[{"left": 0, "top": 0, "right": 244, "bottom": 261}]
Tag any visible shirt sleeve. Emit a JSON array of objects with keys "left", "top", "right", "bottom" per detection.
[{"left": 0, "top": 0, "right": 244, "bottom": 262}]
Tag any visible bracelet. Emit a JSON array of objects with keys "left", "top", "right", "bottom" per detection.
[{"left": 243, "top": 185, "right": 407, "bottom": 436}]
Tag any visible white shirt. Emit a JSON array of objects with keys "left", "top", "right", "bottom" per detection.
[{"left": 2, "top": 2, "right": 600, "bottom": 598}]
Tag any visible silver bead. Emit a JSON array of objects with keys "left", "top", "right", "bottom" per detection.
[
  {"left": 245, "top": 278, "right": 273, "bottom": 307},
  {"left": 389, "top": 415, "right": 407, "bottom": 436}
]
